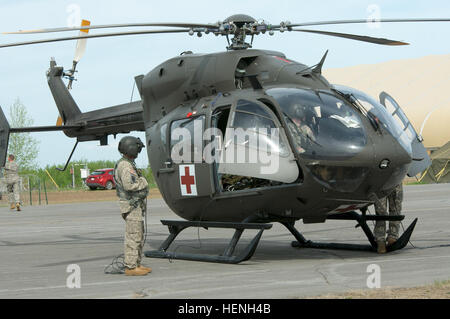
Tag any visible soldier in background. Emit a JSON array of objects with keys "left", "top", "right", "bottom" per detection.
[
  {"left": 3, "top": 154, "right": 21, "bottom": 211},
  {"left": 114, "top": 136, "right": 151, "bottom": 276},
  {"left": 374, "top": 184, "right": 404, "bottom": 253}
]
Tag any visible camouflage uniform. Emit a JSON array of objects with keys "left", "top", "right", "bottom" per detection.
[
  {"left": 287, "top": 122, "right": 315, "bottom": 153},
  {"left": 299, "top": 124, "right": 316, "bottom": 142},
  {"left": 287, "top": 122, "right": 306, "bottom": 153},
  {"left": 374, "top": 184, "right": 404, "bottom": 241},
  {"left": 114, "top": 157, "right": 148, "bottom": 269},
  {"left": 4, "top": 161, "right": 21, "bottom": 205}
]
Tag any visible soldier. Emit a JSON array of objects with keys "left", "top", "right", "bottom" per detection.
[
  {"left": 114, "top": 136, "right": 151, "bottom": 276},
  {"left": 286, "top": 104, "right": 316, "bottom": 153},
  {"left": 374, "top": 184, "right": 404, "bottom": 254},
  {"left": 3, "top": 154, "right": 21, "bottom": 211}
]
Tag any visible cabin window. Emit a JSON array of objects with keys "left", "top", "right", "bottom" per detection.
[
  {"left": 160, "top": 123, "right": 168, "bottom": 148},
  {"left": 170, "top": 115, "right": 205, "bottom": 163}
]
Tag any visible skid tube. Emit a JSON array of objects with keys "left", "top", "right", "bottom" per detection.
[
  {"left": 144, "top": 219, "right": 272, "bottom": 264},
  {"left": 288, "top": 211, "right": 417, "bottom": 252}
]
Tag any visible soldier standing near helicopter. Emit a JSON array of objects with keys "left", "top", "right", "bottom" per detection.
[
  {"left": 3, "top": 154, "right": 21, "bottom": 211},
  {"left": 114, "top": 136, "right": 151, "bottom": 276},
  {"left": 374, "top": 183, "right": 404, "bottom": 253}
]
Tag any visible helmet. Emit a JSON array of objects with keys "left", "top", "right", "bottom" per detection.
[
  {"left": 118, "top": 136, "right": 145, "bottom": 158},
  {"left": 290, "top": 103, "right": 305, "bottom": 119}
]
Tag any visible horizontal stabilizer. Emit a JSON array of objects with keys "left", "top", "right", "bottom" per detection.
[{"left": 10, "top": 124, "right": 83, "bottom": 133}]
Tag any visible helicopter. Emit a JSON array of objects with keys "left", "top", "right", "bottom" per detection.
[{"left": 0, "top": 14, "right": 448, "bottom": 263}]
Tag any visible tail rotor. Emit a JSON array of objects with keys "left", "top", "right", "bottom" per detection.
[{"left": 65, "top": 19, "right": 90, "bottom": 90}]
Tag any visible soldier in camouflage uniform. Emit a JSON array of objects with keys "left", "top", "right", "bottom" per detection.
[
  {"left": 114, "top": 136, "right": 151, "bottom": 276},
  {"left": 374, "top": 183, "right": 404, "bottom": 253},
  {"left": 3, "top": 154, "right": 21, "bottom": 211},
  {"left": 285, "top": 104, "right": 316, "bottom": 154}
]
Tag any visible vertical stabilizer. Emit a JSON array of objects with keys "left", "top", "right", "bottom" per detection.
[
  {"left": 47, "top": 59, "right": 82, "bottom": 123},
  {"left": 0, "top": 106, "right": 11, "bottom": 167}
]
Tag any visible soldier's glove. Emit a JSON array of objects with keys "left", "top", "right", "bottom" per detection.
[{"left": 136, "top": 187, "right": 149, "bottom": 199}]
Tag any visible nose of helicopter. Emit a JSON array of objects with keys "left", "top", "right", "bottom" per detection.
[
  {"left": 370, "top": 133, "right": 412, "bottom": 197},
  {"left": 304, "top": 127, "right": 411, "bottom": 200}
]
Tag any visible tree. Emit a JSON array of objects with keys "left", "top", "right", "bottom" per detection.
[{"left": 8, "top": 98, "right": 40, "bottom": 170}]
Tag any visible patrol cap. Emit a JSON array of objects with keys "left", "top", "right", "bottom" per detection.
[{"left": 118, "top": 136, "right": 145, "bottom": 158}]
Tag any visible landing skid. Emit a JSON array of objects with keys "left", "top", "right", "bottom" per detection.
[
  {"left": 145, "top": 211, "right": 417, "bottom": 264},
  {"left": 288, "top": 211, "right": 417, "bottom": 253},
  {"left": 144, "top": 220, "right": 272, "bottom": 264}
]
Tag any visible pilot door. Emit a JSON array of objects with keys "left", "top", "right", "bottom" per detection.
[
  {"left": 379, "top": 92, "right": 432, "bottom": 177},
  {"left": 161, "top": 115, "right": 213, "bottom": 201},
  {"left": 215, "top": 99, "right": 299, "bottom": 192}
]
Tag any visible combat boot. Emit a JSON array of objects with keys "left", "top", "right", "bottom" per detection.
[
  {"left": 138, "top": 265, "right": 152, "bottom": 273},
  {"left": 16, "top": 203, "right": 21, "bottom": 211},
  {"left": 10, "top": 203, "right": 15, "bottom": 210},
  {"left": 377, "top": 240, "right": 386, "bottom": 254},
  {"left": 125, "top": 267, "right": 149, "bottom": 276},
  {"left": 387, "top": 237, "right": 397, "bottom": 246}
]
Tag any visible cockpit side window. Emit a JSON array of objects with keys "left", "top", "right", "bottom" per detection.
[
  {"left": 229, "top": 99, "right": 289, "bottom": 157},
  {"left": 170, "top": 116, "right": 205, "bottom": 163},
  {"left": 236, "top": 100, "right": 273, "bottom": 119},
  {"left": 217, "top": 99, "right": 300, "bottom": 184}
]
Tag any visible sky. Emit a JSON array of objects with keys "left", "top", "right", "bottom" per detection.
[{"left": 0, "top": 0, "right": 449, "bottom": 168}]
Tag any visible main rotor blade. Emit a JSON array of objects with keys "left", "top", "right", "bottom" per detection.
[
  {"left": 286, "top": 18, "right": 450, "bottom": 28},
  {"left": 3, "top": 22, "right": 217, "bottom": 34},
  {"left": 291, "top": 28, "right": 409, "bottom": 45},
  {"left": 0, "top": 28, "right": 190, "bottom": 48}
]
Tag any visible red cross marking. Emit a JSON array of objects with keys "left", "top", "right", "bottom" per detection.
[{"left": 181, "top": 166, "right": 195, "bottom": 194}]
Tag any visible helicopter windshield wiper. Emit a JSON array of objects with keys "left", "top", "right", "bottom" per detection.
[
  {"left": 335, "top": 89, "right": 381, "bottom": 132},
  {"left": 305, "top": 132, "right": 322, "bottom": 148}
]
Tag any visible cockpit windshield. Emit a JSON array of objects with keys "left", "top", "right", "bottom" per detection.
[
  {"left": 267, "top": 88, "right": 367, "bottom": 160},
  {"left": 333, "top": 85, "right": 413, "bottom": 156}
]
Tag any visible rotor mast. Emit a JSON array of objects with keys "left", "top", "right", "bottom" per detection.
[
  {"left": 222, "top": 14, "right": 259, "bottom": 50},
  {"left": 188, "top": 14, "right": 281, "bottom": 51}
]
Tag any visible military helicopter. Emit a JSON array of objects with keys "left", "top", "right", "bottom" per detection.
[{"left": 0, "top": 14, "right": 448, "bottom": 263}]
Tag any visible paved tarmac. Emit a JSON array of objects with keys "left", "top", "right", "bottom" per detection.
[{"left": 0, "top": 184, "right": 449, "bottom": 299}]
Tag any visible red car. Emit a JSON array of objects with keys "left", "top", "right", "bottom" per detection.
[{"left": 86, "top": 168, "right": 115, "bottom": 190}]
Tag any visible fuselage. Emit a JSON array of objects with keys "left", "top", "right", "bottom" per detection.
[{"left": 140, "top": 49, "right": 421, "bottom": 223}]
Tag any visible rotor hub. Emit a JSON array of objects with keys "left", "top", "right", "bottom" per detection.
[
  {"left": 223, "top": 14, "right": 257, "bottom": 28},
  {"left": 215, "top": 14, "right": 275, "bottom": 50}
]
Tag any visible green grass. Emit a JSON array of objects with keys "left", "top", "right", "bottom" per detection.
[{"left": 433, "top": 279, "right": 450, "bottom": 288}]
